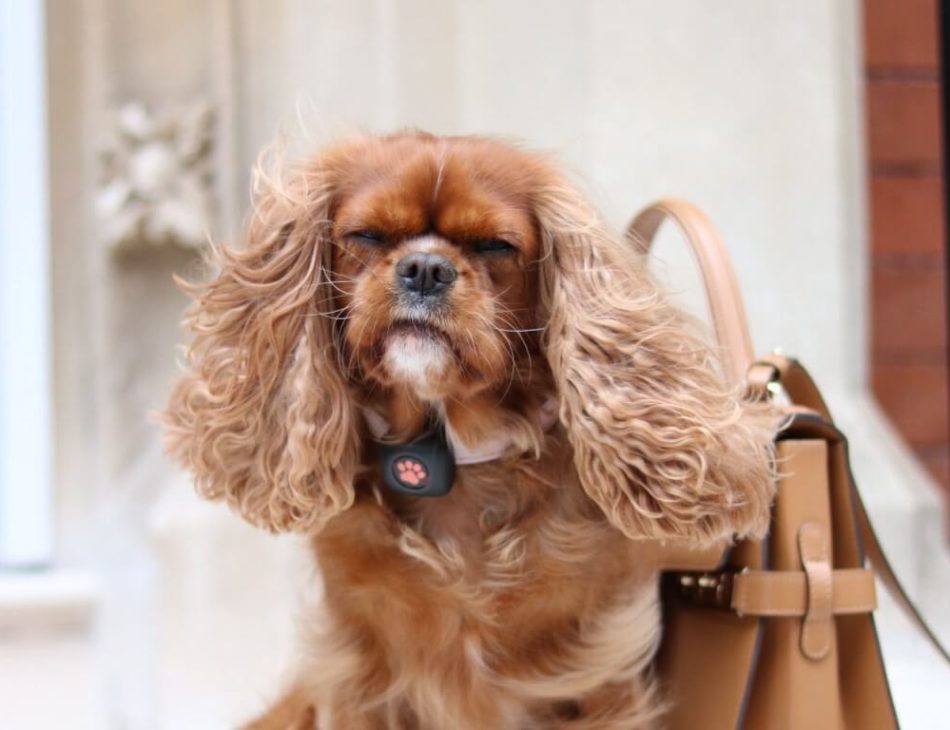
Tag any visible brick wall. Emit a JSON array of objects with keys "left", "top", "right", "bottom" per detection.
[{"left": 864, "top": 0, "right": 950, "bottom": 494}]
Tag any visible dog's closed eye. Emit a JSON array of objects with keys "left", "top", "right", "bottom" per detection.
[
  {"left": 346, "top": 230, "right": 387, "bottom": 246},
  {"left": 472, "top": 238, "right": 517, "bottom": 255}
]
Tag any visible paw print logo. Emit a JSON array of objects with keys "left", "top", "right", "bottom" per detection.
[{"left": 393, "top": 457, "right": 428, "bottom": 488}]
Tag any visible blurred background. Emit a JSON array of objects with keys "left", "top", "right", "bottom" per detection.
[{"left": 1, "top": 1, "right": 949, "bottom": 728}]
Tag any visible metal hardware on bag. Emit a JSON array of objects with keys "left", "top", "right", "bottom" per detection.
[{"left": 676, "top": 569, "right": 742, "bottom": 611}]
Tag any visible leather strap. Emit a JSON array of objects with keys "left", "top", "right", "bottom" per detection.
[
  {"left": 857, "top": 494, "right": 950, "bottom": 664},
  {"left": 798, "top": 522, "right": 834, "bottom": 660},
  {"left": 734, "top": 568, "right": 876, "bottom": 618},
  {"left": 627, "top": 199, "right": 754, "bottom": 384},
  {"left": 677, "top": 567, "right": 877, "bottom": 618},
  {"left": 746, "top": 355, "right": 832, "bottom": 418}
]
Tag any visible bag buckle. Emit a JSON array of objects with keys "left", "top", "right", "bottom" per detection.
[{"left": 676, "top": 569, "right": 744, "bottom": 611}]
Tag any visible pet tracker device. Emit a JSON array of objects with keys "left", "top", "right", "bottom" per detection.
[{"left": 378, "top": 427, "right": 456, "bottom": 497}]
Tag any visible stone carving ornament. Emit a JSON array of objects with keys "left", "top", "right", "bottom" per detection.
[{"left": 96, "top": 101, "right": 214, "bottom": 251}]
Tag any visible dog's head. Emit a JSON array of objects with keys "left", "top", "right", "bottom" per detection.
[
  {"left": 329, "top": 135, "right": 546, "bottom": 422},
  {"left": 165, "top": 132, "right": 772, "bottom": 540}
]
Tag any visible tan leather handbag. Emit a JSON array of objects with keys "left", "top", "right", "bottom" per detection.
[{"left": 627, "top": 200, "right": 950, "bottom": 729}]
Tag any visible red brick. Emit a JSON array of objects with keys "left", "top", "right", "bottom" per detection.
[
  {"left": 871, "top": 267, "right": 947, "bottom": 353},
  {"left": 873, "top": 364, "right": 949, "bottom": 443},
  {"left": 864, "top": 0, "right": 939, "bottom": 70},
  {"left": 916, "top": 445, "right": 950, "bottom": 490},
  {"left": 870, "top": 175, "right": 946, "bottom": 257},
  {"left": 867, "top": 81, "right": 942, "bottom": 165}
]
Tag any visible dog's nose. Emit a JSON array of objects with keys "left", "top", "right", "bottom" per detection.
[{"left": 395, "top": 252, "right": 457, "bottom": 296}]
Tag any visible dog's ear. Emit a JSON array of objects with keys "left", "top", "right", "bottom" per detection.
[
  {"left": 163, "top": 148, "right": 359, "bottom": 534},
  {"left": 535, "top": 175, "right": 774, "bottom": 544}
]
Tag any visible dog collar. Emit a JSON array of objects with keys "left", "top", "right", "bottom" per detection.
[{"left": 363, "top": 399, "right": 559, "bottom": 497}]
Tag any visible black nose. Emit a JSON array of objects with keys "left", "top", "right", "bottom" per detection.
[{"left": 395, "top": 252, "right": 457, "bottom": 296}]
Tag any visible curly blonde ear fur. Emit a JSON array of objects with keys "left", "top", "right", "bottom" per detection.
[
  {"left": 536, "top": 178, "right": 774, "bottom": 544},
  {"left": 163, "top": 153, "right": 359, "bottom": 534}
]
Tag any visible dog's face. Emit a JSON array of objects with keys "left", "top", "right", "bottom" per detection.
[
  {"left": 165, "top": 132, "right": 773, "bottom": 543},
  {"left": 329, "top": 138, "right": 542, "bottom": 404}
]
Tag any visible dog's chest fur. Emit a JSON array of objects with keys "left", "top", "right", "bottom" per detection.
[{"left": 307, "top": 443, "right": 660, "bottom": 727}]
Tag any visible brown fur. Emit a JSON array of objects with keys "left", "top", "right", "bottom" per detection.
[{"left": 164, "top": 132, "right": 775, "bottom": 729}]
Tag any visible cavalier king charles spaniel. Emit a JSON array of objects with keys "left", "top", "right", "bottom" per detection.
[{"left": 164, "top": 132, "right": 774, "bottom": 729}]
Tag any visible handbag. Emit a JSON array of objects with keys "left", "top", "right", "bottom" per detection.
[{"left": 627, "top": 200, "right": 950, "bottom": 729}]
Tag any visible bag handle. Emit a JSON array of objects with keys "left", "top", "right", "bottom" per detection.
[
  {"left": 628, "top": 199, "right": 950, "bottom": 664},
  {"left": 627, "top": 199, "right": 754, "bottom": 384}
]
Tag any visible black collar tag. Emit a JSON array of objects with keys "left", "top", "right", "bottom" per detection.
[{"left": 379, "top": 427, "right": 456, "bottom": 497}]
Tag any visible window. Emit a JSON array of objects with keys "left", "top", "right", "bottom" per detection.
[{"left": 0, "top": 0, "right": 53, "bottom": 567}]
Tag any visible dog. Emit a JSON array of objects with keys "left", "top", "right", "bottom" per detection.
[{"left": 164, "top": 132, "right": 774, "bottom": 729}]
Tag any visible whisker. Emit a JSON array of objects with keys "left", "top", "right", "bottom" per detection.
[{"left": 494, "top": 326, "right": 546, "bottom": 334}]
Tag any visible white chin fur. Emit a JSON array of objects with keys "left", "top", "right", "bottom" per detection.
[{"left": 384, "top": 331, "right": 450, "bottom": 394}]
